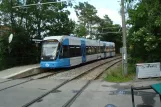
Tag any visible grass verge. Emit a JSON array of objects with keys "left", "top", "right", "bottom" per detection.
[{"left": 104, "top": 63, "right": 135, "bottom": 82}]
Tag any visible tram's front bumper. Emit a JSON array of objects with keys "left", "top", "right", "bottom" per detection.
[{"left": 40, "top": 59, "right": 70, "bottom": 68}]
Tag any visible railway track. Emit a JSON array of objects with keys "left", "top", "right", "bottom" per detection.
[
  {"left": 77, "top": 58, "right": 122, "bottom": 80},
  {"left": 20, "top": 56, "right": 120, "bottom": 80},
  {"left": 0, "top": 56, "right": 120, "bottom": 89},
  {"left": 0, "top": 56, "right": 121, "bottom": 107},
  {"left": 23, "top": 70, "right": 61, "bottom": 80},
  {"left": 20, "top": 56, "right": 121, "bottom": 80},
  {"left": 62, "top": 58, "right": 122, "bottom": 107},
  {"left": 21, "top": 57, "right": 121, "bottom": 107},
  {"left": 48, "top": 56, "right": 121, "bottom": 80}
]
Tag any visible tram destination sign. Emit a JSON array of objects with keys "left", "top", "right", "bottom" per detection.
[{"left": 136, "top": 62, "right": 161, "bottom": 78}]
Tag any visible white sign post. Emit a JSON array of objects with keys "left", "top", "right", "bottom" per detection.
[
  {"left": 8, "top": 34, "right": 13, "bottom": 43},
  {"left": 8, "top": 33, "right": 13, "bottom": 53},
  {"left": 136, "top": 62, "right": 161, "bottom": 78}
]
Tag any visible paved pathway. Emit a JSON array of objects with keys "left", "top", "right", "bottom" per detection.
[
  {"left": 0, "top": 64, "right": 39, "bottom": 79},
  {"left": 0, "top": 78, "right": 160, "bottom": 107}
]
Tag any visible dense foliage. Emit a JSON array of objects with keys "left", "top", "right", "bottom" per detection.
[
  {"left": 0, "top": 0, "right": 75, "bottom": 70},
  {"left": 126, "top": 0, "right": 161, "bottom": 62},
  {"left": 74, "top": 2, "right": 122, "bottom": 53},
  {"left": 0, "top": 1, "right": 123, "bottom": 70}
]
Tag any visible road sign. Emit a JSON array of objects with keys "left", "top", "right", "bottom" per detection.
[{"left": 136, "top": 62, "right": 161, "bottom": 78}]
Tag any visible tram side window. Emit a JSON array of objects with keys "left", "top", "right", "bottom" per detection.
[
  {"left": 104, "top": 46, "right": 106, "bottom": 53},
  {"left": 86, "top": 46, "right": 97, "bottom": 55},
  {"left": 60, "top": 45, "right": 69, "bottom": 58},
  {"left": 89, "top": 47, "right": 92, "bottom": 55},
  {"left": 93, "top": 47, "right": 95, "bottom": 54},
  {"left": 69, "top": 46, "right": 81, "bottom": 57},
  {"left": 86, "top": 47, "right": 89, "bottom": 55},
  {"left": 107, "top": 46, "right": 110, "bottom": 52},
  {"left": 105, "top": 47, "right": 107, "bottom": 53},
  {"left": 91, "top": 47, "right": 94, "bottom": 54},
  {"left": 86, "top": 46, "right": 90, "bottom": 55},
  {"left": 100, "top": 46, "right": 104, "bottom": 53},
  {"left": 75, "top": 46, "right": 81, "bottom": 57},
  {"left": 100, "top": 46, "right": 102, "bottom": 53},
  {"left": 112, "top": 46, "right": 113, "bottom": 52},
  {"left": 63, "top": 45, "right": 69, "bottom": 58},
  {"left": 92, "top": 47, "right": 96, "bottom": 54},
  {"left": 109, "top": 46, "right": 111, "bottom": 52},
  {"left": 95, "top": 47, "right": 97, "bottom": 54},
  {"left": 103, "top": 46, "right": 105, "bottom": 53},
  {"left": 69, "top": 46, "right": 75, "bottom": 57},
  {"left": 98, "top": 46, "right": 100, "bottom": 53}
]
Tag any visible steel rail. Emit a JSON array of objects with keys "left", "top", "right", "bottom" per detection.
[
  {"left": 0, "top": 56, "right": 121, "bottom": 93},
  {"left": 62, "top": 59, "right": 122, "bottom": 107},
  {"left": 22, "top": 57, "right": 121, "bottom": 107}
]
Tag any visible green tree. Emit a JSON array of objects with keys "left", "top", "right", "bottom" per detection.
[
  {"left": 74, "top": 23, "right": 87, "bottom": 37},
  {"left": 126, "top": 0, "right": 161, "bottom": 62},
  {"left": 0, "top": 0, "right": 75, "bottom": 70},
  {"left": 97, "top": 15, "right": 122, "bottom": 53},
  {"left": 74, "top": 2, "right": 122, "bottom": 53},
  {"left": 74, "top": 2, "right": 100, "bottom": 38}
]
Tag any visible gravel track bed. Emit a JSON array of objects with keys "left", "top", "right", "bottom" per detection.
[
  {"left": 24, "top": 69, "right": 67, "bottom": 80},
  {"left": 29, "top": 72, "right": 55, "bottom": 79},
  {"left": 78, "top": 59, "right": 122, "bottom": 80},
  {"left": 48, "top": 56, "right": 121, "bottom": 80}
]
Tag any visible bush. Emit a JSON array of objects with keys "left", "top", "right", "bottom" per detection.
[{"left": 104, "top": 64, "right": 135, "bottom": 82}]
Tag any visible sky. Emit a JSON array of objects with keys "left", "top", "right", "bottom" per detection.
[{"left": 68, "top": 0, "right": 122, "bottom": 25}]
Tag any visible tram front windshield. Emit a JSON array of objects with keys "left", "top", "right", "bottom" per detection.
[{"left": 42, "top": 41, "right": 59, "bottom": 59}]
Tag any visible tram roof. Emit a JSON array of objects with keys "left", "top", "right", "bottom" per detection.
[{"left": 43, "top": 35, "right": 115, "bottom": 45}]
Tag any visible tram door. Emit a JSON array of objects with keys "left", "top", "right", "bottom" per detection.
[{"left": 81, "top": 41, "right": 86, "bottom": 63}]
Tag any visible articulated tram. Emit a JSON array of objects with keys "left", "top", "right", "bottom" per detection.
[{"left": 40, "top": 35, "right": 115, "bottom": 68}]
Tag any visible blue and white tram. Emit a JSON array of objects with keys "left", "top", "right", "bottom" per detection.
[{"left": 40, "top": 36, "right": 115, "bottom": 68}]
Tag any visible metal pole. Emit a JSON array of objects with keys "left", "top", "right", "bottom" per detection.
[
  {"left": 131, "top": 86, "right": 135, "bottom": 107},
  {"left": 121, "top": 0, "right": 127, "bottom": 76}
]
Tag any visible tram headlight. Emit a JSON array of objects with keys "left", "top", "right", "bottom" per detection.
[
  {"left": 41, "top": 57, "right": 43, "bottom": 60},
  {"left": 50, "top": 57, "right": 55, "bottom": 59}
]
